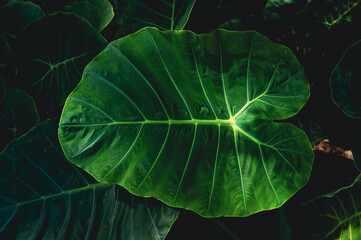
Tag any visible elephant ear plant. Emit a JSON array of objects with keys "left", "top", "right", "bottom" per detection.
[
  {"left": 58, "top": 27, "right": 314, "bottom": 217},
  {"left": 330, "top": 39, "right": 361, "bottom": 172}
]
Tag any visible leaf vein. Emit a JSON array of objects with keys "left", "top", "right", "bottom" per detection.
[
  {"left": 102, "top": 124, "right": 144, "bottom": 179},
  {"left": 148, "top": 30, "right": 193, "bottom": 118},
  {"left": 172, "top": 124, "right": 198, "bottom": 204}
]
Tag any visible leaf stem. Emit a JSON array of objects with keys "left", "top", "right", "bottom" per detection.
[{"left": 211, "top": 219, "right": 242, "bottom": 240}]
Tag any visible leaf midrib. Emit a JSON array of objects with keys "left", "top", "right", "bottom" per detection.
[
  {"left": 0, "top": 182, "right": 111, "bottom": 211},
  {"left": 60, "top": 118, "right": 236, "bottom": 127}
]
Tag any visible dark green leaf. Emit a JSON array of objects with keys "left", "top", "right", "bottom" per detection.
[
  {"left": 15, "top": 12, "right": 107, "bottom": 113},
  {"left": 0, "top": 2, "right": 44, "bottom": 80},
  {"left": 0, "top": 36, "right": 15, "bottom": 78},
  {"left": 0, "top": 77, "right": 5, "bottom": 102},
  {"left": 0, "top": 88, "right": 39, "bottom": 152},
  {"left": 0, "top": 2, "right": 45, "bottom": 39},
  {"left": 294, "top": 117, "right": 328, "bottom": 146},
  {"left": 114, "top": 0, "right": 196, "bottom": 37},
  {"left": 0, "top": 120, "right": 179, "bottom": 239},
  {"left": 331, "top": 38, "right": 361, "bottom": 118},
  {"left": 279, "top": 207, "right": 292, "bottom": 240},
  {"left": 302, "top": 180, "right": 361, "bottom": 239},
  {"left": 265, "top": 0, "right": 298, "bottom": 8},
  {"left": 59, "top": 28, "right": 313, "bottom": 217},
  {"left": 62, "top": 0, "right": 114, "bottom": 31}
]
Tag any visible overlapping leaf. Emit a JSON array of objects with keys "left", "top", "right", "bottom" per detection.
[
  {"left": 330, "top": 39, "right": 361, "bottom": 172},
  {"left": 59, "top": 28, "right": 313, "bottom": 217},
  {"left": 0, "top": 1, "right": 44, "bottom": 39},
  {"left": 330, "top": 38, "right": 361, "bottom": 118},
  {"left": 0, "top": 88, "right": 39, "bottom": 152},
  {"left": 15, "top": 12, "right": 107, "bottom": 113},
  {"left": 62, "top": 0, "right": 114, "bottom": 31},
  {"left": 302, "top": 180, "right": 361, "bottom": 239},
  {"left": 114, "top": 0, "right": 196, "bottom": 37},
  {"left": 0, "top": 120, "right": 178, "bottom": 239},
  {"left": 0, "top": 2, "right": 44, "bottom": 80},
  {"left": 0, "top": 36, "right": 14, "bottom": 78}
]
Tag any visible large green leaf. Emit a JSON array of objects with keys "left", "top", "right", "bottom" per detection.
[
  {"left": 0, "top": 120, "right": 178, "bottom": 239},
  {"left": 62, "top": 0, "right": 114, "bottom": 31},
  {"left": 330, "top": 39, "right": 361, "bottom": 119},
  {"left": 58, "top": 28, "right": 313, "bottom": 217},
  {"left": 15, "top": 12, "right": 107, "bottom": 113},
  {"left": 0, "top": 88, "right": 39, "bottom": 152},
  {"left": 302, "top": 180, "right": 361, "bottom": 239},
  {"left": 114, "top": 0, "right": 196, "bottom": 37}
]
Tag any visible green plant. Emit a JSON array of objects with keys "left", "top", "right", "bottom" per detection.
[{"left": 1, "top": 0, "right": 361, "bottom": 239}]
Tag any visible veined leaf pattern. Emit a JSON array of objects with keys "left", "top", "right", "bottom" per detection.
[
  {"left": 0, "top": 88, "right": 39, "bottom": 152},
  {"left": 0, "top": 120, "right": 178, "bottom": 240},
  {"left": 302, "top": 180, "right": 361, "bottom": 240},
  {"left": 116, "top": 0, "right": 196, "bottom": 37},
  {"left": 15, "top": 13, "right": 107, "bottom": 112},
  {"left": 59, "top": 28, "right": 314, "bottom": 217},
  {"left": 331, "top": 38, "right": 361, "bottom": 119}
]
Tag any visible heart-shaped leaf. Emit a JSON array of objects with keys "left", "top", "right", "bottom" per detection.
[
  {"left": 0, "top": 120, "right": 178, "bottom": 239},
  {"left": 301, "top": 180, "right": 361, "bottom": 239},
  {"left": 331, "top": 39, "right": 361, "bottom": 118},
  {"left": 59, "top": 27, "right": 314, "bottom": 217}
]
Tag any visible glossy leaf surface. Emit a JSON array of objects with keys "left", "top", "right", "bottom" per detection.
[
  {"left": 0, "top": 120, "right": 178, "bottom": 239},
  {"left": 115, "top": 0, "right": 195, "bottom": 37},
  {"left": 331, "top": 39, "right": 361, "bottom": 118},
  {"left": 302, "top": 180, "right": 361, "bottom": 240},
  {"left": 0, "top": 88, "right": 39, "bottom": 152},
  {"left": 62, "top": 0, "right": 114, "bottom": 31},
  {"left": 15, "top": 13, "right": 107, "bottom": 112},
  {"left": 59, "top": 28, "right": 313, "bottom": 217}
]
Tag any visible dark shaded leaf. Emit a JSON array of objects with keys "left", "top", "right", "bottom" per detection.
[
  {"left": 0, "top": 88, "right": 39, "bottom": 152},
  {"left": 0, "top": 36, "right": 15, "bottom": 78},
  {"left": 62, "top": 0, "right": 114, "bottom": 31},
  {"left": 302, "top": 180, "right": 361, "bottom": 239},
  {"left": 0, "top": 120, "right": 179, "bottom": 239},
  {"left": 15, "top": 12, "right": 107, "bottom": 113},
  {"left": 114, "top": 0, "right": 195, "bottom": 37},
  {"left": 0, "top": 77, "right": 5, "bottom": 101},
  {"left": 330, "top": 38, "right": 361, "bottom": 118},
  {"left": 0, "top": 1, "right": 44, "bottom": 39}
]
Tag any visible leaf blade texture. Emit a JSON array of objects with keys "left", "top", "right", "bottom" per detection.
[
  {"left": 15, "top": 12, "right": 107, "bottom": 113},
  {"left": 59, "top": 27, "right": 314, "bottom": 217},
  {"left": 0, "top": 88, "right": 39, "bottom": 152},
  {"left": 62, "top": 0, "right": 114, "bottom": 31},
  {"left": 0, "top": 120, "right": 178, "bottom": 239},
  {"left": 302, "top": 180, "right": 361, "bottom": 240},
  {"left": 331, "top": 38, "right": 361, "bottom": 119},
  {"left": 114, "top": 0, "right": 196, "bottom": 37}
]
